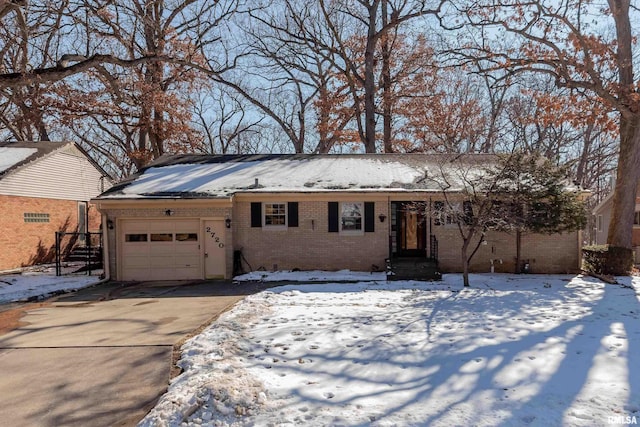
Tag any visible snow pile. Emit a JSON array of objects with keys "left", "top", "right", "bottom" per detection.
[
  {"left": 138, "top": 296, "right": 277, "bottom": 427},
  {"left": 234, "top": 269, "right": 386, "bottom": 282},
  {"left": 0, "top": 268, "right": 99, "bottom": 303},
  {"left": 140, "top": 274, "right": 640, "bottom": 427}
]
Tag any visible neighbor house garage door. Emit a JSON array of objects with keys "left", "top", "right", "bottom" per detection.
[{"left": 120, "top": 219, "right": 201, "bottom": 281}]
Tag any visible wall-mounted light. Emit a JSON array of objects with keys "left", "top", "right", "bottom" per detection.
[
  {"left": 225, "top": 218, "right": 232, "bottom": 228},
  {"left": 165, "top": 209, "right": 174, "bottom": 216},
  {"left": 378, "top": 214, "right": 387, "bottom": 223},
  {"left": 107, "top": 219, "right": 114, "bottom": 230}
]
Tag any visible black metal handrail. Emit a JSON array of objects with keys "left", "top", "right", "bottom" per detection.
[
  {"left": 429, "top": 234, "right": 438, "bottom": 263},
  {"left": 55, "top": 231, "right": 103, "bottom": 276}
]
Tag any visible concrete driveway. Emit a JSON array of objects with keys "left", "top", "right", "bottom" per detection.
[{"left": 0, "top": 280, "right": 269, "bottom": 427}]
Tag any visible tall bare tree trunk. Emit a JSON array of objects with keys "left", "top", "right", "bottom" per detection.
[
  {"left": 606, "top": 0, "right": 640, "bottom": 250},
  {"left": 607, "top": 116, "right": 640, "bottom": 248},
  {"left": 381, "top": 0, "right": 393, "bottom": 153},
  {"left": 515, "top": 229, "right": 522, "bottom": 273},
  {"left": 363, "top": 1, "right": 380, "bottom": 153},
  {"left": 461, "top": 240, "right": 470, "bottom": 287}
]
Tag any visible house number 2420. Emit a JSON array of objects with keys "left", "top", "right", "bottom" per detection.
[{"left": 205, "top": 227, "right": 225, "bottom": 248}]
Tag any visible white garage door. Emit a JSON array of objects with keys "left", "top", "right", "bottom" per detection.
[{"left": 120, "top": 219, "right": 201, "bottom": 281}]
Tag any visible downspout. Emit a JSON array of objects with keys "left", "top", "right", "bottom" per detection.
[
  {"left": 428, "top": 197, "right": 432, "bottom": 259},
  {"left": 101, "top": 210, "right": 111, "bottom": 281},
  {"left": 387, "top": 195, "right": 392, "bottom": 260},
  {"left": 578, "top": 227, "right": 583, "bottom": 271}
]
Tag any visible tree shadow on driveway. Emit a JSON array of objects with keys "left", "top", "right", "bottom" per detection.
[{"left": 0, "top": 279, "right": 272, "bottom": 427}]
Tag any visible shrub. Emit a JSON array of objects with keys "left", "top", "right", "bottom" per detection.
[{"left": 582, "top": 245, "right": 633, "bottom": 276}]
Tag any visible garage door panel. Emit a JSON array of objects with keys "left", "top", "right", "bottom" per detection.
[
  {"left": 122, "top": 244, "right": 149, "bottom": 254},
  {"left": 172, "top": 267, "right": 200, "bottom": 280},
  {"left": 120, "top": 219, "right": 201, "bottom": 281},
  {"left": 123, "top": 257, "right": 150, "bottom": 268},
  {"left": 149, "top": 256, "right": 178, "bottom": 267},
  {"left": 124, "top": 268, "right": 149, "bottom": 280},
  {"left": 174, "top": 255, "right": 199, "bottom": 267},
  {"left": 175, "top": 243, "right": 199, "bottom": 254},
  {"left": 149, "top": 245, "right": 175, "bottom": 255},
  {"left": 149, "top": 268, "right": 173, "bottom": 281}
]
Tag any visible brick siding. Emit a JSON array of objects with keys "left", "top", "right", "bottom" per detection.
[
  {"left": 0, "top": 195, "right": 101, "bottom": 270},
  {"left": 432, "top": 226, "right": 580, "bottom": 274},
  {"left": 233, "top": 200, "right": 388, "bottom": 272},
  {"left": 101, "top": 198, "right": 582, "bottom": 278}
]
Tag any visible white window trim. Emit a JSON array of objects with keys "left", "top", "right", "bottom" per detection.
[
  {"left": 634, "top": 211, "right": 640, "bottom": 228},
  {"left": 340, "top": 201, "right": 365, "bottom": 235},
  {"left": 262, "top": 202, "right": 288, "bottom": 229}
]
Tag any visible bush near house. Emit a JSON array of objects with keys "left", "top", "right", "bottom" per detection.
[{"left": 582, "top": 245, "right": 633, "bottom": 276}]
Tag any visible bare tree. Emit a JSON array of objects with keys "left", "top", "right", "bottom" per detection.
[
  {"left": 315, "top": 0, "right": 445, "bottom": 152},
  {"left": 429, "top": 153, "right": 586, "bottom": 286},
  {"left": 192, "top": 88, "right": 264, "bottom": 154},
  {"left": 450, "top": 0, "right": 640, "bottom": 264}
]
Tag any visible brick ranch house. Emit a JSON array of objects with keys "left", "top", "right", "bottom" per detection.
[
  {"left": 93, "top": 154, "right": 584, "bottom": 281},
  {"left": 592, "top": 186, "right": 640, "bottom": 263},
  {"left": 0, "top": 141, "right": 112, "bottom": 271}
]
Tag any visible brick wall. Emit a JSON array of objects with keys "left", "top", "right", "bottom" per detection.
[
  {"left": 99, "top": 198, "right": 582, "bottom": 279},
  {"left": 0, "top": 195, "right": 101, "bottom": 270},
  {"left": 433, "top": 225, "right": 580, "bottom": 274},
  {"left": 233, "top": 200, "right": 389, "bottom": 272}
]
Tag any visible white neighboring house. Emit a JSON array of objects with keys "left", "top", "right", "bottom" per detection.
[
  {"left": 0, "top": 141, "right": 112, "bottom": 270},
  {"left": 592, "top": 188, "right": 640, "bottom": 263}
]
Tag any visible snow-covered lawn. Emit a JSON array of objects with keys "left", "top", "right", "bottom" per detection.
[
  {"left": 140, "top": 274, "right": 640, "bottom": 427},
  {"left": 0, "top": 266, "right": 100, "bottom": 303}
]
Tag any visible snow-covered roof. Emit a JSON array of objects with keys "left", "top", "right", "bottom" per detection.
[
  {"left": 0, "top": 147, "right": 37, "bottom": 173},
  {"left": 98, "top": 154, "right": 498, "bottom": 200},
  {"left": 0, "top": 141, "right": 112, "bottom": 182}
]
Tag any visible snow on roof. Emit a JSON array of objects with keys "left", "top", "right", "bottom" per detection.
[
  {"left": 0, "top": 147, "right": 38, "bottom": 173},
  {"left": 101, "top": 154, "right": 488, "bottom": 199}
]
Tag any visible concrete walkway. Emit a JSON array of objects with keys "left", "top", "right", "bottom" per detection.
[{"left": 0, "top": 280, "right": 268, "bottom": 427}]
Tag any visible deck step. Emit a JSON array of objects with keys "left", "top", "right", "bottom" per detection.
[
  {"left": 387, "top": 258, "right": 441, "bottom": 281},
  {"left": 64, "top": 246, "right": 102, "bottom": 263}
]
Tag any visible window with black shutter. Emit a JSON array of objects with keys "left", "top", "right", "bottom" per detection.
[
  {"left": 251, "top": 202, "right": 262, "bottom": 227},
  {"left": 328, "top": 202, "right": 339, "bottom": 232},
  {"left": 364, "top": 202, "right": 375, "bottom": 232},
  {"left": 288, "top": 202, "right": 299, "bottom": 227},
  {"left": 328, "top": 201, "right": 374, "bottom": 234}
]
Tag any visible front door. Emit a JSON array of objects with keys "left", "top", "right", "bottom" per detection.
[
  {"left": 394, "top": 202, "right": 427, "bottom": 257},
  {"left": 203, "top": 220, "right": 226, "bottom": 279}
]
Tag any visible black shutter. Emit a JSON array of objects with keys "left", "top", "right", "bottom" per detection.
[
  {"left": 288, "top": 202, "right": 299, "bottom": 227},
  {"left": 251, "top": 202, "right": 262, "bottom": 227},
  {"left": 328, "top": 202, "right": 339, "bottom": 232},
  {"left": 364, "top": 202, "right": 375, "bottom": 232}
]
